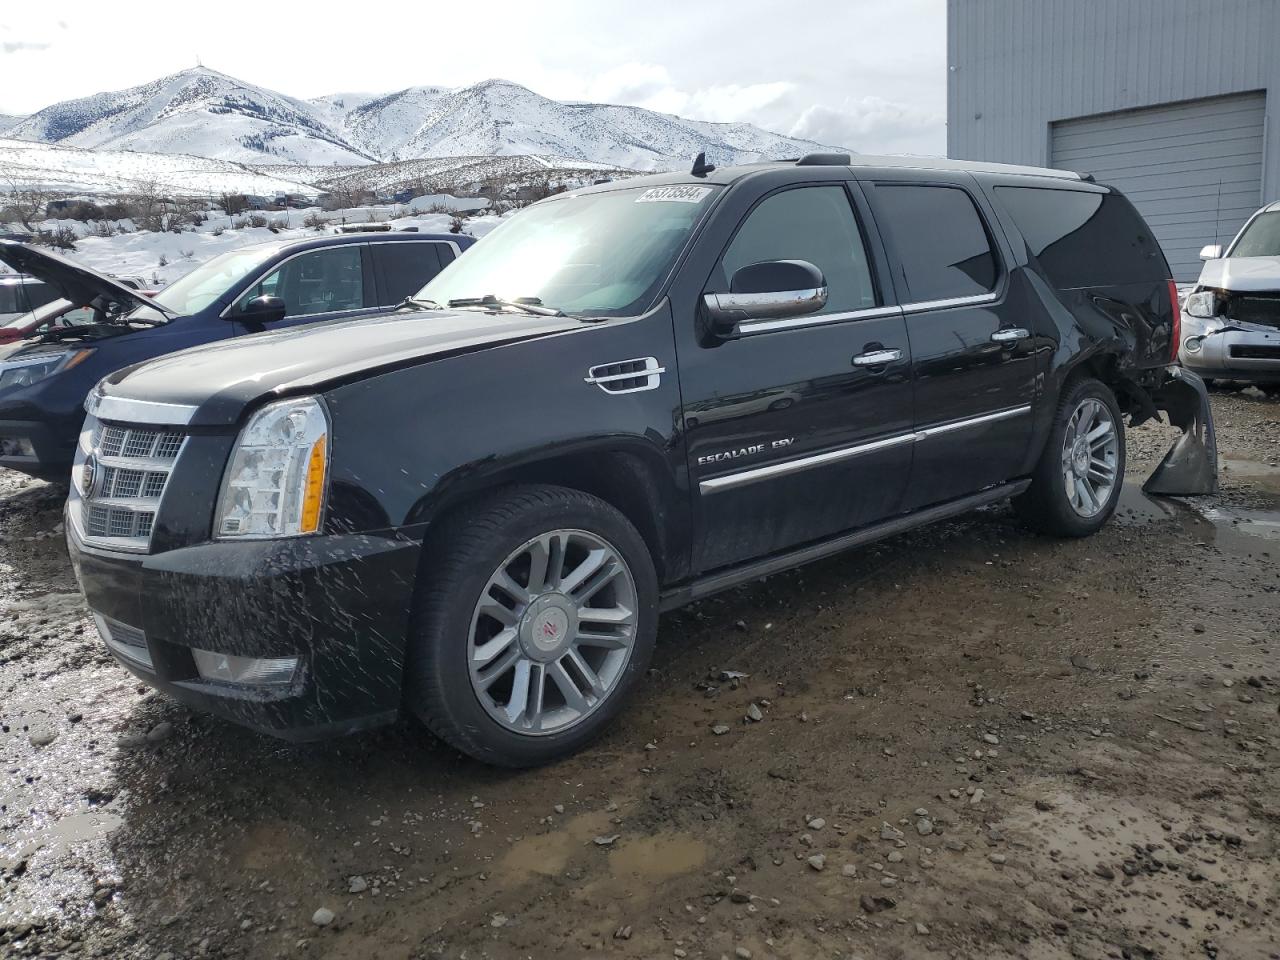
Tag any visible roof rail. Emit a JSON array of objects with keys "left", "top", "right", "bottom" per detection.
[{"left": 797, "top": 152, "right": 852, "bottom": 166}]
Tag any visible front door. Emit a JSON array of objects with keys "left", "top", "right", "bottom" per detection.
[
  {"left": 227, "top": 243, "right": 375, "bottom": 332},
  {"left": 862, "top": 177, "right": 1038, "bottom": 508},
  {"left": 677, "top": 179, "right": 915, "bottom": 574}
]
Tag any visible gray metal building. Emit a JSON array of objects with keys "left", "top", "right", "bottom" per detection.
[{"left": 947, "top": 0, "right": 1280, "bottom": 280}]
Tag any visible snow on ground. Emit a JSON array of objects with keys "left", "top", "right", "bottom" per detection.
[
  {"left": 0, "top": 138, "right": 318, "bottom": 198},
  {"left": 1, "top": 203, "right": 508, "bottom": 287}
]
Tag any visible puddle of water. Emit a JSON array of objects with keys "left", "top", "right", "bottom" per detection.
[
  {"left": 1198, "top": 505, "right": 1280, "bottom": 542},
  {"left": 499, "top": 809, "right": 615, "bottom": 880},
  {"left": 1222, "top": 457, "right": 1280, "bottom": 495},
  {"left": 0, "top": 804, "right": 123, "bottom": 923},
  {"left": 1114, "top": 482, "right": 1179, "bottom": 524},
  {"left": 608, "top": 831, "right": 707, "bottom": 880}
]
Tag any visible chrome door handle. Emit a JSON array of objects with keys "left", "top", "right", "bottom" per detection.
[
  {"left": 852, "top": 348, "right": 902, "bottom": 366},
  {"left": 990, "top": 328, "right": 1030, "bottom": 342}
]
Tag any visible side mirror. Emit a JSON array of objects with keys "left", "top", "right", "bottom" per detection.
[
  {"left": 1199, "top": 244, "right": 1224, "bottom": 261},
  {"left": 238, "top": 295, "right": 287, "bottom": 324},
  {"left": 702, "top": 259, "right": 828, "bottom": 337}
]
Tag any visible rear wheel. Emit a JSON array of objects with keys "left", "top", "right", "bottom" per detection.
[
  {"left": 1015, "top": 378, "right": 1125, "bottom": 537},
  {"left": 405, "top": 485, "right": 658, "bottom": 767}
]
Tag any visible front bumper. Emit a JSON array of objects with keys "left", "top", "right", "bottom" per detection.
[
  {"left": 1178, "top": 314, "right": 1280, "bottom": 382},
  {"left": 0, "top": 416, "right": 78, "bottom": 479},
  {"left": 67, "top": 520, "right": 423, "bottom": 741}
]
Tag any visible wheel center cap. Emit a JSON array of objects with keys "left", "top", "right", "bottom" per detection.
[
  {"left": 520, "top": 594, "right": 576, "bottom": 661},
  {"left": 1071, "top": 440, "right": 1089, "bottom": 475}
]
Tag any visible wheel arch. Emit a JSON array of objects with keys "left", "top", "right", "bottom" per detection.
[{"left": 410, "top": 438, "right": 686, "bottom": 585}]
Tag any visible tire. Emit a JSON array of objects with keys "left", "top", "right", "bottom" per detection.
[
  {"left": 1014, "top": 377, "right": 1125, "bottom": 538},
  {"left": 405, "top": 484, "right": 658, "bottom": 767}
]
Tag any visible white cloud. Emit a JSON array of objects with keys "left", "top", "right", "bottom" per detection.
[{"left": 789, "top": 98, "right": 945, "bottom": 155}]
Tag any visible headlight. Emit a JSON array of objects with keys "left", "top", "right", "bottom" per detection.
[
  {"left": 1184, "top": 290, "right": 1222, "bottom": 319},
  {"left": 215, "top": 396, "right": 330, "bottom": 539},
  {"left": 0, "top": 349, "right": 94, "bottom": 390}
]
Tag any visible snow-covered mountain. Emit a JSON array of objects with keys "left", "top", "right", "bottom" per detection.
[
  {"left": 10, "top": 68, "right": 845, "bottom": 171},
  {"left": 8, "top": 68, "right": 373, "bottom": 165},
  {"left": 0, "top": 115, "right": 24, "bottom": 135},
  {"left": 332, "top": 79, "right": 836, "bottom": 169}
]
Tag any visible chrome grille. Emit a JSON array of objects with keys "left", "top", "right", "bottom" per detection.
[{"left": 70, "top": 416, "right": 187, "bottom": 553}]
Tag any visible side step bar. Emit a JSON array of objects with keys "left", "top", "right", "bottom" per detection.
[{"left": 659, "top": 480, "right": 1031, "bottom": 611}]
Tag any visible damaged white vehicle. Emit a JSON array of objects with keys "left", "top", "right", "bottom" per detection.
[{"left": 1180, "top": 201, "right": 1280, "bottom": 394}]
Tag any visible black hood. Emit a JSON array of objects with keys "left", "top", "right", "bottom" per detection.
[
  {"left": 97, "top": 308, "right": 582, "bottom": 426},
  {"left": 0, "top": 240, "right": 154, "bottom": 315}
]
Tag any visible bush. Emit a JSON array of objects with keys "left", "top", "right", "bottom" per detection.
[
  {"left": 247, "top": 214, "right": 268, "bottom": 229},
  {"left": 212, "top": 225, "right": 225, "bottom": 237},
  {"left": 92, "top": 221, "right": 116, "bottom": 238},
  {"left": 218, "top": 194, "right": 250, "bottom": 216},
  {"left": 179, "top": 249, "right": 194, "bottom": 260},
  {"left": 158, "top": 254, "right": 168, "bottom": 267},
  {"left": 303, "top": 211, "right": 325, "bottom": 231},
  {"left": 449, "top": 216, "right": 464, "bottom": 235},
  {"left": 232, "top": 218, "right": 248, "bottom": 230},
  {"left": 31, "top": 226, "right": 78, "bottom": 250}
]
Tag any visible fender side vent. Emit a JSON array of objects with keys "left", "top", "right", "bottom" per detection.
[{"left": 584, "top": 357, "right": 666, "bottom": 394}]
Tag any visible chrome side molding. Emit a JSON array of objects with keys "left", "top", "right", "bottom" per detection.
[{"left": 699, "top": 404, "right": 1032, "bottom": 493}]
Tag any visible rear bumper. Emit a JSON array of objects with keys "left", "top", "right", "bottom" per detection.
[
  {"left": 67, "top": 520, "right": 422, "bottom": 741},
  {"left": 1179, "top": 315, "right": 1280, "bottom": 382}
]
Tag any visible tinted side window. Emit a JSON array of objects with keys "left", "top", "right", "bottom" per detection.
[
  {"left": 873, "top": 185, "right": 998, "bottom": 302},
  {"left": 720, "top": 186, "right": 877, "bottom": 314},
  {"left": 235, "top": 246, "right": 366, "bottom": 317},
  {"left": 994, "top": 186, "right": 1168, "bottom": 287},
  {"left": 376, "top": 243, "right": 445, "bottom": 304}
]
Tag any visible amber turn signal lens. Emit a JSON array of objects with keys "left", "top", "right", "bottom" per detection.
[{"left": 300, "top": 434, "right": 327, "bottom": 534}]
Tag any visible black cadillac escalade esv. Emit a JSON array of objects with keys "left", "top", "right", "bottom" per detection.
[{"left": 67, "top": 154, "right": 1216, "bottom": 766}]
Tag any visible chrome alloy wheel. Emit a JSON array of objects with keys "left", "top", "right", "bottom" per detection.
[
  {"left": 1061, "top": 397, "right": 1119, "bottom": 518},
  {"left": 467, "top": 529, "right": 639, "bottom": 736}
]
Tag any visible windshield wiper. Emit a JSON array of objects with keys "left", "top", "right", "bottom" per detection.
[
  {"left": 447, "top": 295, "right": 566, "bottom": 318},
  {"left": 402, "top": 297, "right": 444, "bottom": 311}
]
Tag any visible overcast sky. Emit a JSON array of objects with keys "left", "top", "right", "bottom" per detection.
[{"left": 0, "top": 0, "right": 946, "bottom": 155}]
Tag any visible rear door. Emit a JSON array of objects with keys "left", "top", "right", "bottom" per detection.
[
  {"left": 679, "top": 175, "right": 915, "bottom": 573},
  {"left": 371, "top": 241, "right": 453, "bottom": 306},
  {"left": 862, "top": 175, "right": 1037, "bottom": 508},
  {"left": 227, "top": 243, "right": 375, "bottom": 331}
]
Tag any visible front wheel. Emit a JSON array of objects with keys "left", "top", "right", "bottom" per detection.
[
  {"left": 1015, "top": 378, "right": 1125, "bottom": 537},
  {"left": 405, "top": 485, "right": 658, "bottom": 767}
]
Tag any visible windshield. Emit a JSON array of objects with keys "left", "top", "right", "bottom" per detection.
[
  {"left": 0, "top": 280, "right": 55, "bottom": 317},
  {"left": 143, "top": 245, "right": 278, "bottom": 317},
  {"left": 416, "top": 184, "right": 719, "bottom": 318},
  {"left": 1232, "top": 212, "right": 1280, "bottom": 258},
  {"left": 2, "top": 298, "right": 74, "bottom": 330}
]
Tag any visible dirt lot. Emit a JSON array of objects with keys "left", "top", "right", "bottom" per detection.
[{"left": 2, "top": 388, "right": 1279, "bottom": 960}]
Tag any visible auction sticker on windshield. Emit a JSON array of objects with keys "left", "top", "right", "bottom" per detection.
[{"left": 635, "top": 186, "right": 712, "bottom": 204}]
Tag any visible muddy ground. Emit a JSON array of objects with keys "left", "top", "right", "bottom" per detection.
[{"left": 2, "top": 388, "right": 1279, "bottom": 960}]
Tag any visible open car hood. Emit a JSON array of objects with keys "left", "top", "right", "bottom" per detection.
[
  {"left": 0, "top": 240, "right": 154, "bottom": 315},
  {"left": 1197, "top": 255, "right": 1280, "bottom": 293}
]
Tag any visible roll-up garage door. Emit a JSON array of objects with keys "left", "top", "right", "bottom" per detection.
[{"left": 1051, "top": 91, "right": 1265, "bottom": 282}]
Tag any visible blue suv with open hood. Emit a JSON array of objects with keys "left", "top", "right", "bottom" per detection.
[{"left": 0, "top": 231, "right": 473, "bottom": 479}]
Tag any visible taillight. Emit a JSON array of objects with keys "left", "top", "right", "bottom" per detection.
[{"left": 1168, "top": 279, "right": 1181, "bottom": 362}]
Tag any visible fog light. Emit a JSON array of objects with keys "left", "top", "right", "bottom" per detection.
[
  {"left": 192, "top": 649, "right": 299, "bottom": 686},
  {"left": 1184, "top": 337, "right": 1203, "bottom": 354},
  {"left": 0, "top": 436, "right": 35, "bottom": 458}
]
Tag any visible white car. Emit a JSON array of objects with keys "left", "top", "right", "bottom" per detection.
[{"left": 1179, "top": 200, "right": 1280, "bottom": 393}]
